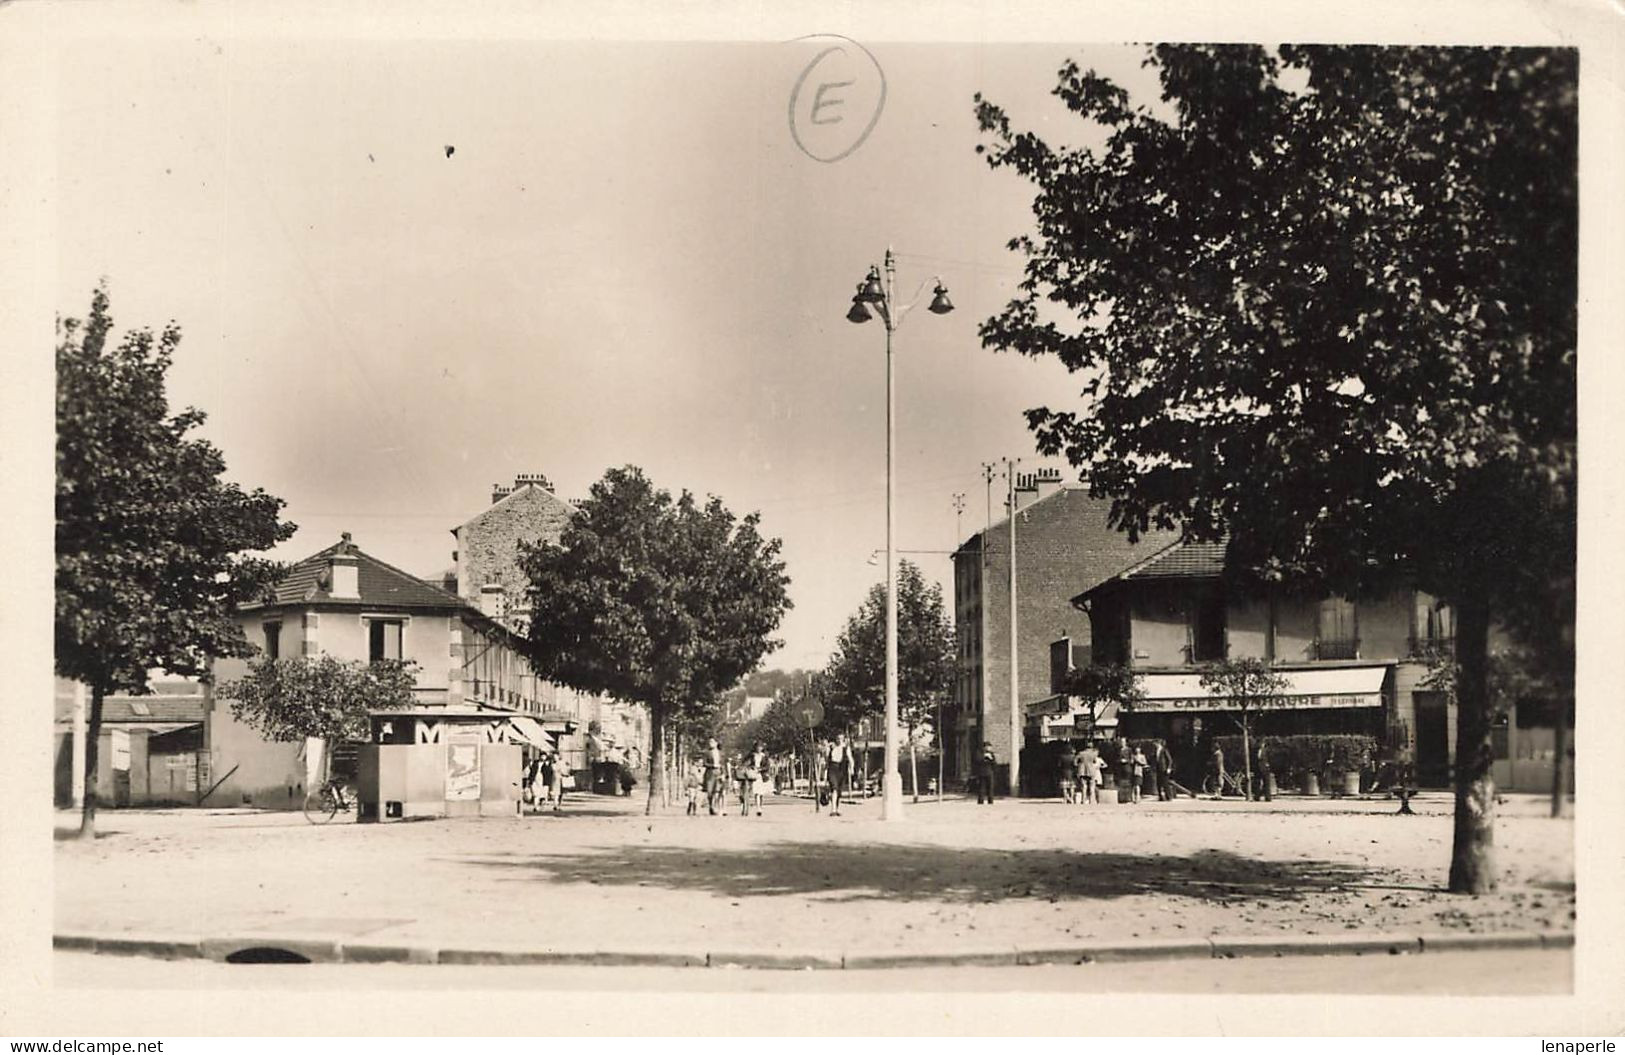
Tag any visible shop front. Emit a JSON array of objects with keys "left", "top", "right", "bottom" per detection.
[{"left": 1117, "top": 665, "right": 1391, "bottom": 789}]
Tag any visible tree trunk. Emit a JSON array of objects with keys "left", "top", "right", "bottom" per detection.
[
  {"left": 645, "top": 702, "right": 667, "bottom": 816},
  {"left": 1551, "top": 704, "right": 1568, "bottom": 818},
  {"left": 1241, "top": 712, "right": 1254, "bottom": 802},
  {"left": 78, "top": 680, "right": 106, "bottom": 839},
  {"left": 908, "top": 731, "right": 919, "bottom": 804},
  {"left": 1448, "top": 592, "right": 1498, "bottom": 894}
]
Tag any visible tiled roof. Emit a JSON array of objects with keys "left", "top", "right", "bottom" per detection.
[
  {"left": 1119, "top": 539, "right": 1228, "bottom": 580},
  {"left": 248, "top": 535, "right": 470, "bottom": 612},
  {"left": 54, "top": 693, "right": 207, "bottom": 725}
]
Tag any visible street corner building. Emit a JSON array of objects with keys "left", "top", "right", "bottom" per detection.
[
  {"left": 1065, "top": 539, "right": 1570, "bottom": 795},
  {"left": 941, "top": 476, "right": 1571, "bottom": 798}
]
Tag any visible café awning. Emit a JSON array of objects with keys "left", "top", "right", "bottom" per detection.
[
  {"left": 1131, "top": 665, "right": 1389, "bottom": 713},
  {"left": 504, "top": 715, "right": 559, "bottom": 748}
]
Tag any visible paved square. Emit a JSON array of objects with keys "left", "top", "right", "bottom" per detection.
[{"left": 55, "top": 792, "right": 1574, "bottom": 961}]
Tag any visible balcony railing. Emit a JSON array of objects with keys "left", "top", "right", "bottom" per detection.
[
  {"left": 1312, "top": 637, "right": 1361, "bottom": 661},
  {"left": 1407, "top": 636, "right": 1455, "bottom": 659}
]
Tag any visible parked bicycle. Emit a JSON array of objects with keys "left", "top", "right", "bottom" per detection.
[
  {"left": 302, "top": 776, "right": 354, "bottom": 824},
  {"left": 1200, "top": 769, "right": 1249, "bottom": 798}
]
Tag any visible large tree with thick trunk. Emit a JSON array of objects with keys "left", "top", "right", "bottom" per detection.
[
  {"left": 974, "top": 45, "right": 1575, "bottom": 893},
  {"left": 519, "top": 466, "right": 790, "bottom": 814},
  {"left": 56, "top": 286, "right": 295, "bottom": 837}
]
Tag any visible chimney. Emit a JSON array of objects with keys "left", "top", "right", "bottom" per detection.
[
  {"left": 1033, "top": 467, "right": 1064, "bottom": 501},
  {"left": 1012, "top": 472, "right": 1041, "bottom": 512},
  {"left": 329, "top": 532, "right": 360, "bottom": 599},
  {"left": 513, "top": 472, "right": 553, "bottom": 492},
  {"left": 491, "top": 482, "right": 514, "bottom": 505}
]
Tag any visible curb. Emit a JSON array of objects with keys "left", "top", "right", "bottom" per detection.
[
  {"left": 54, "top": 929, "right": 1574, "bottom": 969},
  {"left": 1209, "top": 933, "right": 1421, "bottom": 959}
]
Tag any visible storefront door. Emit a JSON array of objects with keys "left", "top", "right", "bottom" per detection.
[{"left": 1414, "top": 692, "right": 1450, "bottom": 786}]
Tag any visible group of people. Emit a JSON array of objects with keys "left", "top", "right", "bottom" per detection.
[
  {"left": 687, "top": 737, "right": 774, "bottom": 817},
  {"left": 522, "top": 749, "right": 568, "bottom": 813},
  {"left": 685, "top": 731, "right": 864, "bottom": 818}
]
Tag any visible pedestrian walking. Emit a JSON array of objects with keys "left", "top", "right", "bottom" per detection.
[
  {"left": 1057, "top": 743, "right": 1077, "bottom": 804},
  {"left": 1155, "top": 741, "right": 1176, "bottom": 801},
  {"left": 1081, "top": 742, "right": 1103, "bottom": 803},
  {"left": 746, "top": 741, "right": 770, "bottom": 816},
  {"left": 974, "top": 741, "right": 997, "bottom": 804},
  {"left": 1129, "top": 744, "right": 1147, "bottom": 804},
  {"left": 543, "top": 748, "right": 565, "bottom": 812},
  {"left": 1208, "top": 741, "right": 1227, "bottom": 798},
  {"left": 523, "top": 753, "right": 542, "bottom": 814},
  {"left": 703, "top": 737, "right": 724, "bottom": 815},
  {"left": 826, "top": 733, "right": 854, "bottom": 816},
  {"left": 684, "top": 763, "right": 701, "bottom": 816}
]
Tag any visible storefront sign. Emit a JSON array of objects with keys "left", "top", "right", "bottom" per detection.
[{"left": 1131, "top": 693, "right": 1381, "bottom": 713}]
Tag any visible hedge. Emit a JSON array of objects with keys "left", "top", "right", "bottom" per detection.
[{"left": 1211, "top": 734, "right": 1379, "bottom": 782}]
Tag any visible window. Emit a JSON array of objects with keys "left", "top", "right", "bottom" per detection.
[
  {"left": 1191, "top": 593, "right": 1226, "bottom": 662},
  {"left": 369, "top": 619, "right": 403, "bottom": 663},
  {"left": 263, "top": 621, "right": 281, "bottom": 661},
  {"left": 1316, "top": 598, "right": 1359, "bottom": 659},
  {"left": 1049, "top": 638, "right": 1072, "bottom": 695}
]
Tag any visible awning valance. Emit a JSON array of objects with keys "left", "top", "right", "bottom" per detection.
[{"left": 1131, "top": 666, "right": 1388, "bottom": 713}]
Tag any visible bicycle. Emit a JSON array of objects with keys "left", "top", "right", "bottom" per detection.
[
  {"left": 1200, "top": 770, "right": 1250, "bottom": 798},
  {"left": 302, "top": 776, "right": 354, "bottom": 824}
]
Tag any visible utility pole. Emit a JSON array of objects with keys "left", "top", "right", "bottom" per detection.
[
  {"left": 1005, "top": 457, "right": 1021, "bottom": 797},
  {"left": 980, "top": 463, "right": 996, "bottom": 790}
]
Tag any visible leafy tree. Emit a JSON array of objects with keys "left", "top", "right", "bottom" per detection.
[
  {"left": 519, "top": 466, "right": 791, "bottom": 813},
  {"left": 975, "top": 46, "right": 1575, "bottom": 893},
  {"left": 1060, "top": 662, "right": 1145, "bottom": 740},
  {"left": 56, "top": 287, "right": 295, "bottom": 837},
  {"left": 821, "top": 560, "right": 955, "bottom": 801},
  {"left": 219, "top": 656, "right": 419, "bottom": 744},
  {"left": 1199, "top": 658, "right": 1292, "bottom": 799}
]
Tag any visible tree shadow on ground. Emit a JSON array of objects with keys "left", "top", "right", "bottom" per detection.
[
  {"left": 458, "top": 841, "right": 1384, "bottom": 905},
  {"left": 53, "top": 828, "right": 121, "bottom": 841}
]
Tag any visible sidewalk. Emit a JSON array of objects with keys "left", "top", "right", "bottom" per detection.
[{"left": 54, "top": 792, "right": 1575, "bottom": 967}]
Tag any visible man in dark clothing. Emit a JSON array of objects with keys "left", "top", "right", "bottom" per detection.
[
  {"left": 1154, "top": 741, "right": 1176, "bottom": 801},
  {"left": 974, "top": 741, "right": 997, "bottom": 804}
]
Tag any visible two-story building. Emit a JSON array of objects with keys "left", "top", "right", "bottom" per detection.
[
  {"left": 209, "top": 532, "right": 564, "bottom": 808},
  {"left": 946, "top": 471, "right": 1175, "bottom": 791},
  {"left": 1064, "top": 538, "right": 1561, "bottom": 790}
]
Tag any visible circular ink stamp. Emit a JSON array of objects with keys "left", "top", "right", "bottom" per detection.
[{"left": 787, "top": 35, "right": 887, "bottom": 163}]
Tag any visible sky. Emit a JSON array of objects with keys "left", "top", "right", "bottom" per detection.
[{"left": 52, "top": 34, "right": 1163, "bottom": 671}]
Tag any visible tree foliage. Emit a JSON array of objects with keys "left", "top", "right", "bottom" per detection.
[
  {"left": 1060, "top": 661, "right": 1145, "bottom": 734},
  {"left": 220, "top": 656, "right": 419, "bottom": 744},
  {"left": 1198, "top": 657, "right": 1291, "bottom": 713},
  {"left": 976, "top": 45, "right": 1575, "bottom": 892},
  {"left": 820, "top": 560, "right": 956, "bottom": 736},
  {"left": 56, "top": 286, "right": 295, "bottom": 834},
  {"left": 519, "top": 466, "right": 791, "bottom": 811}
]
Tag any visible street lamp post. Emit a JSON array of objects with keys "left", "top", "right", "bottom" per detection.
[{"left": 847, "top": 247, "right": 953, "bottom": 822}]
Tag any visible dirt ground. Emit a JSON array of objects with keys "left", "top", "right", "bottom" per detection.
[{"left": 54, "top": 791, "right": 1575, "bottom": 958}]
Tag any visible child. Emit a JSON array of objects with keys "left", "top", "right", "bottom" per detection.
[{"left": 684, "top": 764, "right": 701, "bottom": 816}]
